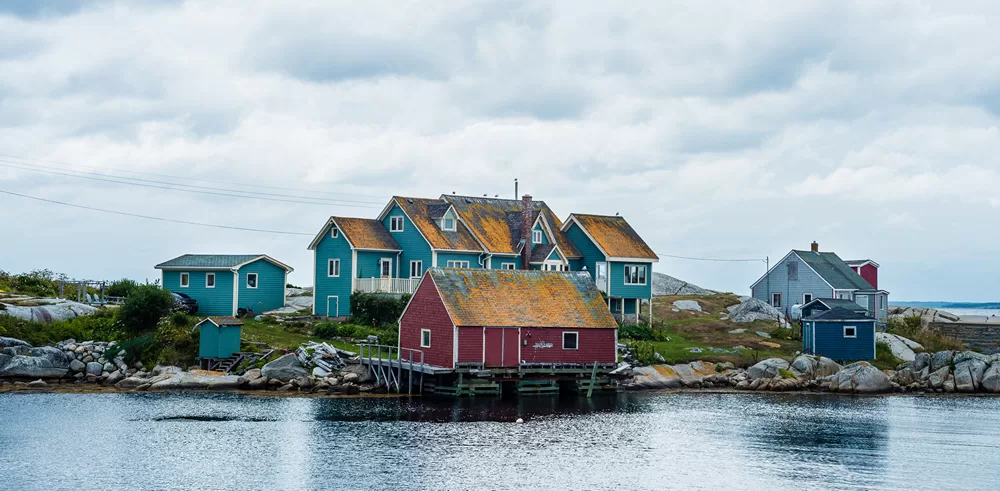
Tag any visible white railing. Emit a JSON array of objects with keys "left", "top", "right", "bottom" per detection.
[{"left": 353, "top": 277, "right": 420, "bottom": 294}]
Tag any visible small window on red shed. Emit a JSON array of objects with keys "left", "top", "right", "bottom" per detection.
[
  {"left": 421, "top": 329, "right": 431, "bottom": 348},
  {"left": 563, "top": 332, "right": 578, "bottom": 350}
]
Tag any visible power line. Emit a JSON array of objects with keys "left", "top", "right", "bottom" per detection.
[
  {"left": 0, "top": 160, "right": 384, "bottom": 208},
  {"left": 657, "top": 253, "right": 765, "bottom": 263},
  {"left": 0, "top": 188, "right": 314, "bottom": 236},
  {"left": 0, "top": 153, "right": 386, "bottom": 200}
]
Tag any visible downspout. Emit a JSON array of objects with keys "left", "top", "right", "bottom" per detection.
[{"left": 396, "top": 251, "right": 402, "bottom": 278}]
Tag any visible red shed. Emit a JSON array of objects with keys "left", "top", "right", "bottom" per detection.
[
  {"left": 845, "top": 259, "right": 880, "bottom": 290},
  {"left": 398, "top": 268, "right": 618, "bottom": 369}
]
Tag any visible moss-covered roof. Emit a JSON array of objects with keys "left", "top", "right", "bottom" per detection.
[
  {"left": 333, "top": 217, "right": 401, "bottom": 250},
  {"left": 428, "top": 268, "right": 617, "bottom": 329},
  {"left": 570, "top": 214, "right": 658, "bottom": 260},
  {"left": 441, "top": 195, "right": 582, "bottom": 257},
  {"left": 393, "top": 197, "right": 482, "bottom": 251}
]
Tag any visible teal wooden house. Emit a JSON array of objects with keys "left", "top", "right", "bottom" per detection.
[
  {"left": 155, "top": 254, "right": 294, "bottom": 316},
  {"left": 803, "top": 307, "right": 877, "bottom": 361},
  {"left": 309, "top": 193, "right": 659, "bottom": 322},
  {"left": 195, "top": 316, "right": 244, "bottom": 359}
]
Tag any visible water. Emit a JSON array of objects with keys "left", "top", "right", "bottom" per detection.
[
  {"left": 943, "top": 307, "right": 1000, "bottom": 318},
  {"left": 2, "top": 392, "right": 999, "bottom": 490}
]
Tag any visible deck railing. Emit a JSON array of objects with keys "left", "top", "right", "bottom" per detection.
[
  {"left": 353, "top": 277, "right": 420, "bottom": 294},
  {"left": 358, "top": 344, "right": 425, "bottom": 394}
]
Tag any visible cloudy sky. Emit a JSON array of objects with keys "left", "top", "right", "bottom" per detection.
[{"left": 1, "top": 1, "right": 998, "bottom": 301}]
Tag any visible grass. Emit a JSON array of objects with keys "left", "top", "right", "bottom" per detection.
[
  {"left": 870, "top": 341, "right": 904, "bottom": 371},
  {"left": 240, "top": 319, "right": 360, "bottom": 353}
]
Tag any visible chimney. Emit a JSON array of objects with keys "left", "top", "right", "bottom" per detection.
[
  {"left": 811, "top": 241, "right": 819, "bottom": 252},
  {"left": 521, "top": 194, "right": 534, "bottom": 269}
]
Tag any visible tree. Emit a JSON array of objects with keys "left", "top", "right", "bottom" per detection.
[{"left": 118, "top": 285, "right": 174, "bottom": 335}]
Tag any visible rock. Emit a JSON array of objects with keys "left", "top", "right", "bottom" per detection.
[
  {"left": 313, "top": 367, "right": 330, "bottom": 378},
  {"left": 277, "top": 383, "right": 294, "bottom": 392},
  {"left": 0, "top": 337, "right": 31, "bottom": 349},
  {"left": 928, "top": 366, "right": 950, "bottom": 389},
  {"left": 342, "top": 372, "right": 360, "bottom": 383},
  {"left": 943, "top": 375, "right": 956, "bottom": 393},
  {"left": 652, "top": 273, "right": 715, "bottom": 296},
  {"left": 728, "top": 298, "right": 782, "bottom": 323},
  {"left": 105, "top": 370, "right": 124, "bottom": 386},
  {"left": 243, "top": 368, "right": 262, "bottom": 381},
  {"left": 790, "top": 355, "right": 842, "bottom": 379},
  {"left": 953, "top": 359, "right": 988, "bottom": 393},
  {"left": 102, "top": 362, "right": 115, "bottom": 373},
  {"left": 26, "top": 379, "right": 47, "bottom": 387},
  {"left": 747, "top": 358, "right": 789, "bottom": 380},
  {"left": 85, "top": 362, "right": 103, "bottom": 376},
  {"left": 247, "top": 377, "right": 268, "bottom": 389},
  {"left": 728, "top": 329, "right": 747, "bottom": 334},
  {"left": 930, "top": 351, "right": 954, "bottom": 372},
  {"left": 981, "top": 364, "right": 1000, "bottom": 393},
  {"left": 0, "top": 348, "right": 72, "bottom": 378},
  {"left": 672, "top": 300, "right": 702, "bottom": 312},
  {"left": 891, "top": 367, "right": 921, "bottom": 387},
  {"left": 830, "top": 362, "right": 892, "bottom": 394},
  {"left": 261, "top": 354, "right": 309, "bottom": 384},
  {"left": 149, "top": 370, "right": 242, "bottom": 390},
  {"left": 912, "top": 352, "right": 932, "bottom": 372},
  {"left": 953, "top": 351, "right": 988, "bottom": 364},
  {"left": 326, "top": 376, "right": 341, "bottom": 386},
  {"left": 875, "top": 333, "right": 919, "bottom": 362},
  {"left": 755, "top": 331, "right": 771, "bottom": 338},
  {"left": 151, "top": 365, "right": 183, "bottom": 376},
  {"left": 340, "top": 363, "right": 372, "bottom": 383},
  {"left": 116, "top": 377, "right": 148, "bottom": 389}
]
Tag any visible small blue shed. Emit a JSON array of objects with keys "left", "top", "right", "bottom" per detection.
[
  {"left": 155, "top": 254, "right": 294, "bottom": 316},
  {"left": 803, "top": 307, "right": 877, "bottom": 361},
  {"left": 195, "top": 316, "right": 244, "bottom": 359}
]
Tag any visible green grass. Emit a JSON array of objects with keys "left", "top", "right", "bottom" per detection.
[
  {"left": 870, "top": 341, "right": 904, "bottom": 371},
  {"left": 239, "top": 319, "right": 360, "bottom": 353},
  {"left": 632, "top": 326, "right": 798, "bottom": 367}
]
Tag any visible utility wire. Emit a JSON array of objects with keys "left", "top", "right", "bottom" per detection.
[
  {"left": 0, "top": 161, "right": 383, "bottom": 208},
  {"left": 0, "top": 189, "right": 314, "bottom": 236},
  {"left": 0, "top": 153, "right": 385, "bottom": 200},
  {"left": 657, "top": 253, "right": 765, "bottom": 263}
]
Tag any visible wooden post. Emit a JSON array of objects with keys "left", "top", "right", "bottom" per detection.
[
  {"left": 586, "top": 361, "right": 599, "bottom": 398},
  {"left": 408, "top": 353, "right": 413, "bottom": 395}
]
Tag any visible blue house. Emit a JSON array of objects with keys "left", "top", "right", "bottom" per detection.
[
  {"left": 802, "top": 307, "right": 877, "bottom": 361},
  {"left": 194, "top": 316, "right": 243, "bottom": 359},
  {"left": 155, "top": 254, "right": 294, "bottom": 316},
  {"left": 750, "top": 242, "right": 889, "bottom": 326},
  {"left": 309, "top": 194, "right": 658, "bottom": 322}
]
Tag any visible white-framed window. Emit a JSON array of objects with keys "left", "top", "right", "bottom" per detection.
[
  {"left": 802, "top": 293, "right": 813, "bottom": 304},
  {"left": 206, "top": 272, "right": 215, "bottom": 288},
  {"left": 246, "top": 273, "right": 258, "bottom": 289},
  {"left": 624, "top": 265, "right": 647, "bottom": 285},
  {"left": 878, "top": 295, "right": 885, "bottom": 310},
  {"left": 446, "top": 260, "right": 470, "bottom": 268},
  {"left": 771, "top": 292, "right": 782, "bottom": 308},
  {"left": 179, "top": 272, "right": 189, "bottom": 288},
  {"left": 410, "top": 260, "right": 423, "bottom": 278},
  {"left": 330, "top": 228, "right": 339, "bottom": 239},
  {"left": 442, "top": 216, "right": 455, "bottom": 231},
  {"left": 562, "top": 331, "right": 579, "bottom": 350},
  {"left": 843, "top": 326, "right": 857, "bottom": 338},
  {"left": 390, "top": 216, "right": 404, "bottom": 232},
  {"left": 328, "top": 259, "right": 340, "bottom": 278},
  {"left": 501, "top": 263, "right": 516, "bottom": 270},
  {"left": 855, "top": 295, "right": 869, "bottom": 309},
  {"left": 380, "top": 258, "right": 392, "bottom": 277},
  {"left": 532, "top": 229, "right": 543, "bottom": 244},
  {"left": 420, "top": 329, "right": 431, "bottom": 348}
]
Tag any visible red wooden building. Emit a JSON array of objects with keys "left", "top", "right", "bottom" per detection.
[
  {"left": 845, "top": 259, "right": 880, "bottom": 290},
  {"left": 399, "top": 268, "right": 618, "bottom": 369}
]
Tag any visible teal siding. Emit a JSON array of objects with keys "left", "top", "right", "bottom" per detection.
[
  {"left": 546, "top": 249, "right": 561, "bottom": 261},
  {"left": 198, "top": 324, "right": 241, "bottom": 358},
  {"left": 357, "top": 251, "right": 398, "bottom": 278},
  {"left": 531, "top": 223, "right": 549, "bottom": 245},
  {"left": 236, "top": 259, "right": 286, "bottom": 315},
  {"left": 163, "top": 269, "right": 234, "bottom": 316},
  {"left": 437, "top": 251, "right": 483, "bottom": 268},
  {"left": 491, "top": 256, "right": 520, "bottom": 270},
  {"left": 314, "top": 226, "right": 353, "bottom": 316},
  {"left": 564, "top": 223, "right": 606, "bottom": 281},
  {"left": 804, "top": 320, "right": 876, "bottom": 361},
  {"left": 382, "top": 204, "right": 433, "bottom": 278},
  {"left": 609, "top": 261, "right": 653, "bottom": 299}
]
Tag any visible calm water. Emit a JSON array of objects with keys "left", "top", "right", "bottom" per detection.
[{"left": 2, "top": 392, "right": 999, "bottom": 490}]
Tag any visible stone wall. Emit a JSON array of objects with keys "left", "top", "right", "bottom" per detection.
[{"left": 929, "top": 322, "right": 1000, "bottom": 354}]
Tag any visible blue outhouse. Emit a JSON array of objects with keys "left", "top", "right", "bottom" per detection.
[
  {"left": 195, "top": 316, "right": 244, "bottom": 359},
  {"left": 803, "top": 307, "right": 877, "bottom": 361},
  {"left": 155, "top": 254, "right": 294, "bottom": 316}
]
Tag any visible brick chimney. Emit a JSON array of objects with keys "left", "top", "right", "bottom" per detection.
[
  {"left": 811, "top": 241, "right": 819, "bottom": 252},
  {"left": 521, "top": 194, "right": 534, "bottom": 269}
]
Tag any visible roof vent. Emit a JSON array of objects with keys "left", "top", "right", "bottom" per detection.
[
  {"left": 466, "top": 198, "right": 473, "bottom": 203},
  {"left": 407, "top": 199, "right": 414, "bottom": 204}
]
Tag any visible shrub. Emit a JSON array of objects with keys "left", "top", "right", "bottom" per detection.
[
  {"left": 118, "top": 285, "right": 174, "bottom": 335},
  {"left": 4, "top": 269, "right": 62, "bottom": 297},
  {"left": 153, "top": 318, "right": 198, "bottom": 367},
  {"left": 350, "top": 292, "right": 410, "bottom": 328},
  {"left": 778, "top": 368, "right": 796, "bottom": 379},
  {"left": 770, "top": 326, "right": 794, "bottom": 340},
  {"left": 313, "top": 322, "right": 339, "bottom": 339},
  {"left": 106, "top": 278, "right": 140, "bottom": 298}
]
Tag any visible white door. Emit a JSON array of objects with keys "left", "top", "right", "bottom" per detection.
[
  {"left": 327, "top": 296, "right": 339, "bottom": 317},
  {"left": 380, "top": 259, "right": 392, "bottom": 278},
  {"left": 596, "top": 262, "right": 608, "bottom": 288}
]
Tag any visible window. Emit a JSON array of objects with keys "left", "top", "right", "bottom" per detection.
[
  {"left": 179, "top": 273, "right": 189, "bottom": 288},
  {"left": 879, "top": 295, "right": 885, "bottom": 310},
  {"left": 624, "top": 265, "right": 647, "bottom": 285},
  {"left": 843, "top": 326, "right": 857, "bottom": 338},
  {"left": 380, "top": 259, "right": 392, "bottom": 277},
  {"left": 855, "top": 295, "right": 869, "bottom": 309},
  {"left": 390, "top": 216, "right": 404, "bottom": 232},
  {"left": 206, "top": 273, "right": 215, "bottom": 288},
  {"left": 442, "top": 217, "right": 455, "bottom": 231},
  {"left": 771, "top": 292, "right": 782, "bottom": 308},
  {"left": 330, "top": 228, "right": 339, "bottom": 239},
  {"left": 532, "top": 229, "right": 543, "bottom": 244},
  {"left": 563, "top": 332, "right": 579, "bottom": 350},
  {"left": 787, "top": 261, "right": 798, "bottom": 281},
  {"left": 501, "top": 263, "right": 516, "bottom": 270},
  {"left": 421, "top": 329, "right": 431, "bottom": 348},
  {"left": 246, "top": 273, "right": 258, "bottom": 289},
  {"left": 802, "top": 293, "right": 813, "bottom": 304},
  {"left": 446, "top": 260, "right": 470, "bottom": 268},
  {"left": 409, "top": 260, "right": 423, "bottom": 278},
  {"left": 328, "top": 259, "right": 340, "bottom": 278}
]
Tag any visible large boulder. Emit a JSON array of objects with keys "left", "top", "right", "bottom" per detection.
[
  {"left": 151, "top": 365, "right": 183, "bottom": 376},
  {"left": 149, "top": 370, "right": 242, "bottom": 390},
  {"left": 954, "top": 359, "right": 988, "bottom": 393},
  {"left": 85, "top": 362, "right": 103, "bottom": 376},
  {"left": 891, "top": 366, "right": 921, "bottom": 387},
  {"left": 875, "top": 333, "right": 920, "bottom": 362},
  {"left": 912, "top": 352, "right": 932, "bottom": 372},
  {"left": 0, "top": 344, "right": 72, "bottom": 379},
  {"left": 953, "top": 351, "right": 988, "bottom": 364},
  {"left": 829, "top": 362, "right": 892, "bottom": 394},
  {"left": 930, "top": 351, "right": 954, "bottom": 372},
  {"left": 928, "top": 366, "right": 950, "bottom": 389},
  {"left": 981, "top": 364, "right": 1000, "bottom": 393},
  {"left": 0, "top": 337, "right": 31, "bottom": 349},
  {"left": 790, "top": 355, "right": 841, "bottom": 379},
  {"left": 261, "top": 354, "right": 309, "bottom": 384},
  {"left": 747, "top": 358, "right": 789, "bottom": 380},
  {"left": 627, "top": 362, "right": 719, "bottom": 389},
  {"left": 69, "top": 359, "right": 87, "bottom": 373}
]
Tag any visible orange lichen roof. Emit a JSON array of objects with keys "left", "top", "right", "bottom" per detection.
[
  {"left": 572, "top": 214, "right": 658, "bottom": 259},
  {"left": 394, "top": 197, "right": 482, "bottom": 251},
  {"left": 429, "top": 268, "right": 617, "bottom": 329},
  {"left": 333, "top": 217, "right": 401, "bottom": 250},
  {"left": 441, "top": 195, "right": 582, "bottom": 257}
]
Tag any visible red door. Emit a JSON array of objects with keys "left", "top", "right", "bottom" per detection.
[{"left": 484, "top": 327, "right": 519, "bottom": 368}]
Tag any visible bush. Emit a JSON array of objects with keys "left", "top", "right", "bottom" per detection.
[
  {"left": 153, "top": 317, "right": 199, "bottom": 367},
  {"left": 887, "top": 316, "right": 964, "bottom": 353},
  {"left": 1, "top": 269, "right": 62, "bottom": 297},
  {"left": 118, "top": 285, "right": 174, "bottom": 335},
  {"left": 313, "top": 322, "right": 339, "bottom": 339},
  {"left": 350, "top": 292, "right": 410, "bottom": 328},
  {"left": 771, "top": 326, "right": 795, "bottom": 340},
  {"left": 0, "top": 310, "right": 120, "bottom": 346},
  {"left": 106, "top": 278, "right": 140, "bottom": 298}
]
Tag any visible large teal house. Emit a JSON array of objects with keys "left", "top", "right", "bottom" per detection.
[
  {"left": 309, "top": 194, "right": 659, "bottom": 322},
  {"left": 155, "top": 254, "right": 294, "bottom": 316}
]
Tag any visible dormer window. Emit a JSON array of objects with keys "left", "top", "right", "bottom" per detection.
[
  {"left": 390, "top": 216, "right": 404, "bottom": 232},
  {"left": 330, "top": 228, "right": 339, "bottom": 239},
  {"left": 532, "top": 229, "right": 543, "bottom": 244},
  {"left": 441, "top": 211, "right": 456, "bottom": 231}
]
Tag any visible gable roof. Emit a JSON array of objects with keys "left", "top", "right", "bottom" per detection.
[
  {"left": 562, "top": 214, "right": 658, "bottom": 261},
  {"left": 803, "top": 298, "right": 868, "bottom": 312},
  {"left": 386, "top": 197, "right": 482, "bottom": 252},
  {"left": 805, "top": 307, "right": 874, "bottom": 322},
  {"left": 333, "top": 217, "right": 401, "bottom": 251},
  {"left": 845, "top": 259, "right": 880, "bottom": 269},
  {"left": 440, "top": 195, "right": 582, "bottom": 257},
  {"left": 155, "top": 254, "right": 293, "bottom": 272},
  {"left": 529, "top": 243, "right": 557, "bottom": 263},
  {"left": 426, "top": 268, "right": 617, "bottom": 329},
  {"left": 793, "top": 251, "right": 873, "bottom": 290},
  {"left": 195, "top": 316, "right": 244, "bottom": 328}
]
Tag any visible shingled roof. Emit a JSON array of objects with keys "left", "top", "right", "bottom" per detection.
[
  {"left": 805, "top": 307, "right": 874, "bottom": 322},
  {"left": 793, "top": 251, "right": 874, "bottom": 290},
  {"left": 333, "top": 217, "right": 400, "bottom": 250},
  {"left": 155, "top": 254, "right": 293, "bottom": 271},
  {"left": 564, "top": 214, "right": 658, "bottom": 260},
  {"left": 392, "top": 197, "right": 482, "bottom": 251},
  {"left": 426, "top": 268, "right": 617, "bottom": 329},
  {"left": 441, "top": 195, "right": 582, "bottom": 257}
]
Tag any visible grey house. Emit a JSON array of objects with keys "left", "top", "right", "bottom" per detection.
[{"left": 750, "top": 242, "right": 889, "bottom": 325}]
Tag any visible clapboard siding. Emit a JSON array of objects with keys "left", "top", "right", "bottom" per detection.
[{"left": 163, "top": 270, "right": 234, "bottom": 316}]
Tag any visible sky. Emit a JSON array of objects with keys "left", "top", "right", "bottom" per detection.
[{"left": 1, "top": 1, "right": 998, "bottom": 301}]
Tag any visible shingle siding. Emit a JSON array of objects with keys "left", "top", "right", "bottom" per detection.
[
  {"left": 163, "top": 269, "right": 234, "bottom": 316},
  {"left": 236, "top": 259, "right": 286, "bottom": 314},
  {"left": 314, "top": 227, "right": 353, "bottom": 317}
]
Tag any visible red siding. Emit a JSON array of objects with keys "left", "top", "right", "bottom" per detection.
[
  {"left": 457, "top": 327, "right": 483, "bottom": 364},
  {"left": 520, "top": 328, "right": 616, "bottom": 364},
  {"left": 399, "top": 278, "right": 454, "bottom": 368},
  {"left": 859, "top": 264, "right": 878, "bottom": 289},
  {"left": 484, "top": 327, "right": 520, "bottom": 367}
]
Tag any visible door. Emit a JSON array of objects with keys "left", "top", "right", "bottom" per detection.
[
  {"left": 327, "top": 296, "right": 339, "bottom": 317},
  {"left": 484, "top": 327, "right": 519, "bottom": 368},
  {"left": 595, "top": 262, "right": 608, "bottom": 292},
  {"left": 380, "top": 258, "right": 392, "bottom": 278}
]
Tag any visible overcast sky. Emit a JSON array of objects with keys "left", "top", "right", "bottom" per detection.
[{"left": 1, "top": 1, "right": 998, "bottom": 301}]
